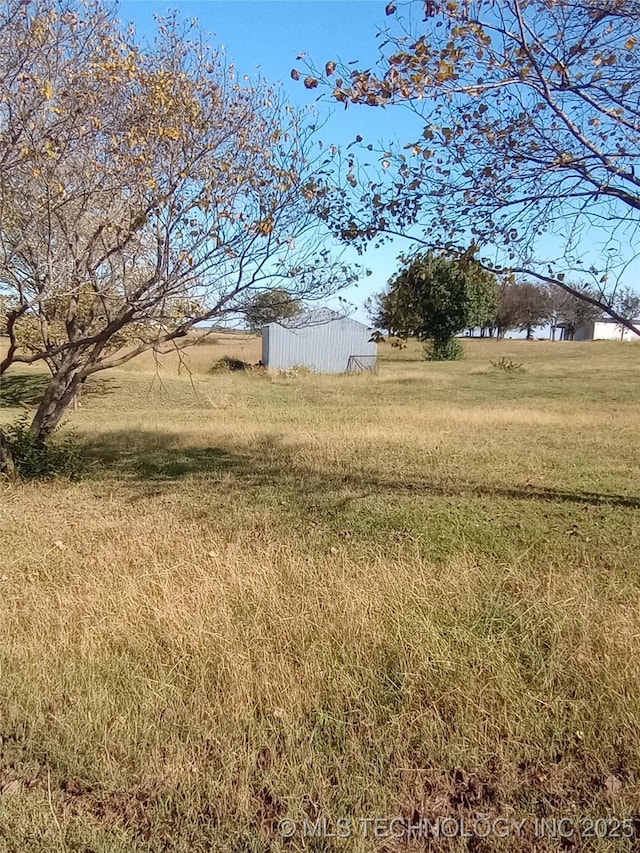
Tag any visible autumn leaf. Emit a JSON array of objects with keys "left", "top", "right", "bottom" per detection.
[
  {"left": 325, "top": 61, "right": 336, "bottom": 76},
  {"left": 290, "top": 68, "right": 300, "bottom": 81},
  {"left": 385, "top": 2, "right": 396, "bottom": 14},
  {"left": 42, "top": 80, "right": 55, "bottom": 100},
  {"left": 604, "top": 774, "right": 622, "bottom": 800},
  {"left": 303, "top": 76, "right": 319, "bottom": 89},
  {"left": 256, "top": 218, "right": 275, "bottom": 236}
]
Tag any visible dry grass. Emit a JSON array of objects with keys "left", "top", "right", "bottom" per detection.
[{"left": 1, "top": 337, "right": 640, "bottom": 851}]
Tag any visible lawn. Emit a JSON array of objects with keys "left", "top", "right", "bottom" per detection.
[{"left": 1, "top": 336, "right": 640, "bottom": 852}]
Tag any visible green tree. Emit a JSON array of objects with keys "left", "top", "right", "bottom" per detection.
[
  {"left": 242, "top": 289, "right": 302, "bottom": 332},
  {"left": 380, "top": 251, "right": 498, "bottom": 360},
  {"left": 364, "top": 282, "right": 414, "bottom": 337}
]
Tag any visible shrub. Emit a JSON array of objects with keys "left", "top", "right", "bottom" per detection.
[
  {"left": 424, "top": 338, "right": 464, "bottom": 361},
  {"left": 490, "top": 356, "right": 524, "bottom": 373},
  {"left": 2, "top": 414, "right": 83, "bottom": 480},
  {"left": 209, "top": 356, "right": 250, "bottom": 373}
]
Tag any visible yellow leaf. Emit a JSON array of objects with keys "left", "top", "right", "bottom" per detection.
[
  {"left": 256, "top": 218, "right": 274, "bottom": 236},
  {"left": 625, "top": 37, "right": 637, "bottom": 50},
  {"left": 42, "top": 80, "right": 54, "bottom": 100}
]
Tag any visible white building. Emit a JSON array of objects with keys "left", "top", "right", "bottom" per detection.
[
  {"left": 574, "top": 318, "right": 640, "bottom": 342},
  {"left": 262, "top": 312, "right": 377, "bottom": 373}
]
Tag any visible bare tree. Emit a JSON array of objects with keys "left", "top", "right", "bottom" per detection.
[
  {"left": 548, "top": 286, "right": 603, "bottom": 340},
  {"left": 0, "top": 0, "right": 355, "bottom": 473},
  {"left": 300, "top": 0, "right": 640, "bottom": 336},
  {"left": 510, "top": 282, "right": 552, "bottom": 339}
]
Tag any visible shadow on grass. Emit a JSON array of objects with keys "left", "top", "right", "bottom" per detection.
[
  {"left": 83, "top": 429, "right": 640, "bottom": 510},
  {"left": 87, "top": 430, "right": 241, "bottom": 481},
  {"left": 0, "top": 373, "right": 117, "bottom": 409},
  {"left": 0, "top": 373, "right": 50, "bottom": 408}
]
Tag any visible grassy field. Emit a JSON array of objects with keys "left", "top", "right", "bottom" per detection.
[{"left": 1, "top": 335, "right": 640, "bottom": 852}]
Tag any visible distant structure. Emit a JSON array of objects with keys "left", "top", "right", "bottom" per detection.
[
  {"left": 574, "top": 318, "right": 640, "bottom": 342},
  {"left": 261, "top": 311, "right": 378, "bottom": 373}
]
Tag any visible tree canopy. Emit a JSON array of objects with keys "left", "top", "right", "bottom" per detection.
[
  {"left": 547, "top": 285, "right": 603, "bottom": 339},
  {"left": 372, "top": 251, "right": 498, "bottom": 358},
  {"left": 301, "top": 0, "right": 640, "bottom": 337},
  {"left": 242, "top": 289, "right": 302, "bottom": 332},
  {"left": 0, "top": 0, "right": 354, "bottom": 466},
  {"left": 501, "top": 282, "right": 551, "bottom": 339}
]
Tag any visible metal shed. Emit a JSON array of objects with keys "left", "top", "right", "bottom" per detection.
[
  {"left": 573, "top": 318, "right": 640, "bottom": 342},
  {"left": 261, "top": 313, "right": 377, "bottom": 373}
]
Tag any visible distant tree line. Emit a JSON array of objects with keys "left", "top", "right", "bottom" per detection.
[
  {"left": 486, "top": 282, "right": 640, "bottom": 342},
  {"left": 367, "top": 253, "right": 640, "bottom": 358}
]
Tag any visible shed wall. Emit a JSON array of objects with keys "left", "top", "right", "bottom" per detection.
[
  {"left": 574, "top": 321, "right": 640, "bottom": 341},
  {"left": 262, "top": 318, "right": 377, "bottom": 373}
]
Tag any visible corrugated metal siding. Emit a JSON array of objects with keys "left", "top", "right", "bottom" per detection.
[{"left": 262, "top": 318, "right": 377, "bottom": 373}]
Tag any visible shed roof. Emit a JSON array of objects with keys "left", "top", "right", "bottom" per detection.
[{"left": 268, "top": 310, "right": 371, "bottom": 330}]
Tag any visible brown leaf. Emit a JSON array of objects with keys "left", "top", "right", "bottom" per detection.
[
  {"left": 605, "top": 774, "right": 622, "bottom": 799},
  {"left": 290, "top": 68, "right": 300, "bottom": 81},
  {"left": 325, "top": 61, "right": 337, "bottom": 76},
  {"left": 385, "top": 2, "right": 397, "bottom": 14},
  {"left": 304, "top": 76, "right": 319, "bottom": 90}
]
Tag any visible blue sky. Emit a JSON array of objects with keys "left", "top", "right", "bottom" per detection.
[{"left": 119, "top": 1, "right": 639, "bottom": 328}]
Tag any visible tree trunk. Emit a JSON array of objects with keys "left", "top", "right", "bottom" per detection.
[
  {"left": 0, "top": 427, "right": 16, "bottom": 480},
  {"left": 29, "top": 365, "right": 86, "bottom": 442}
]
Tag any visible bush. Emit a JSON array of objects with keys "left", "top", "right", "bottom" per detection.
[
  {"left": 209, "top": 356, "right": 250, "bottom": 373},
  {"left": 2, "top": 414, "right": 83, "bottom": 480},
  {"left": 424, "top": 338, "right": 464, "bottom": 361}
]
